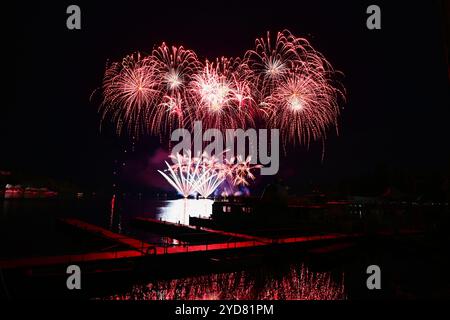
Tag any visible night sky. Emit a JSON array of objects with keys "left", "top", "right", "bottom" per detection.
[{"left": 7, "top": 1, "right": 449, "bottom": 192}]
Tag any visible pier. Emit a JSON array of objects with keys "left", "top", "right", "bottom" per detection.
[
  {"left": 60, "top": 218, "right": 153, "bottom": 252},
  {"left": 0, "top": 218, "right": 366, "bottom": 271},
  {"left": 133, "top": 217, "right": 272, "bottom": 243}
]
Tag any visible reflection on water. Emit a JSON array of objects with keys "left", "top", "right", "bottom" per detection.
[
  {"left": 104, "top": 264, "right": 346, "bottom": 300},
  {"left": 155, "top": 199, "right": 213, "bottom": 225},
  {"left": 109, "top": 194, "right": 116, "bottom": 230}
]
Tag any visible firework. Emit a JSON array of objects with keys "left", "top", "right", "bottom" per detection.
[
  {"left": 100, "top": 53, "right": 158, "bottom": 136},
  {"left": 149, "top": 43, "right": 202, "bottom": 134},
  {"left": 264, "top": 71, "right": 341, "bottom": 147},
  {"left": 195, "top": 169, "right": 224, "bottom": 198},
  {"left": 245, "top": 30, "right": 302, "bottom": 99},
  {"left": 157, "top": 152, "right": 201, "bottom": 197},
  {"left": 98, "top": 29, "right": 344, "bottom": 149},
  {"left": 194, "top": 152, "right": 226, "bottom": 198},
  {"left": 158, "top": 150, "right": 260, "bottom": 198},
  {"left": 190, "top": 57, "right": 256, "bottom": 131},
  {"left": 245, "top": 30, "right": 344, "bottom": 147},
  {"left": 225, "top": 155, "right": 262, "bottom": 187},
  {"left": 158, "top": 151, "right": 223, "bottom": 198}
]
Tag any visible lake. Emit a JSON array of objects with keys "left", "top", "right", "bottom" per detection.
[{"left": 1, "top": 196, "right": 449, "bottom": 299}]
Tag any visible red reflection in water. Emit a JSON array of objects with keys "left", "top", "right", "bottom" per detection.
[{"left": 105, "top": 264, "right": 346, "bottom": 300}]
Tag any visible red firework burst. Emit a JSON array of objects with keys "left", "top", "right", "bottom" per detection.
[
  {"left": 100, "top": 53, "right": 157, "bottom": 136},
  {"left": 190, "top": 57, "right": 256, "bottom": 131},
  {"left": 246, "top": 30, "right": 344, "bottom": 146},
  {"left": 263, "top": 71, "right": 342, "bottom": 147},
  {"left": 98, "top": 29, "right": 344, "bottom": 148},
  {"left": 149, "top": 43, "right": 202, "bottom": 135}
]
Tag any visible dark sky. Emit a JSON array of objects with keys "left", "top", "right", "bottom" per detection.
[{"left": 6, "top": 1, "right": 449, "bottom": 191}]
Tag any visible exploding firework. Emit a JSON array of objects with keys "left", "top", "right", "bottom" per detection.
[
  {"left": 100, "top": 53, "right": 157, "bottom": 136},
  {"left": 264, "top": 71, "right": 341, "bottom": 147},
  {"left": 96, "top": 30, "right": 346, "bottom": 200},
  {"left": 158, "top": 151, "right": 223, "bottom": 198},
  {"left": 157, "top": 152, "right": 201, "bottom": 198},
  {"left": 149, "top": 43, "right": 202, "bottom": 135},
  {"left": 225, "top": 155, "right": 262, "bottom": 187},
  {"left": 195, "top": 169, "right": 224, "bottom": 198},
  {"left": 193, "top": 152, "right": 226, "bottom": 198},
  {"left": 158, "top": 151, "right": 260, "bottom": 198},
  {"left": 245, "top": 30, "right": 344, "bottom": 147},
  {"left": 98, "top": 29, "right": 344, "bottom": 150},
  {"left": 245, "top": 30, "right": 302, "bottom": 99},
  {"left": 190, "top": 57, "right": 256, "bottom": 131}
]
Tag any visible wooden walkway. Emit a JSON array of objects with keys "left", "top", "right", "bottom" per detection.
[
  {"left": 0, "top": 236, "right": 355, "bottom": 270},
  {"left": 60, "top": 218, "right": 150, "bottom": 252},
  {"left": 0, "top": 250, "right": 142, "bottom": 269},
  {"left": 134, "top": 217, "right": 272, "bottom": 243},
  {"left": 0, "top": 219, "right": 363, "bottom": 270}
]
